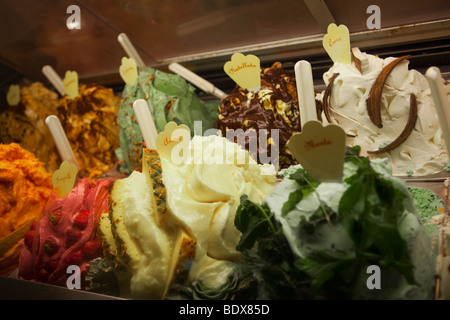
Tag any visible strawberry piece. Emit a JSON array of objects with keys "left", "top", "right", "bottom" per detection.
[
  {"left": 29, "top": 221, "right": 37, "bottom": 231},
  {"left": 65, "top": 228, "right": 82, "bottom": 247},
  {"left": 43, "top": 237, "right": 59, "bottom": 256},
  {"left": 82, "top": 241, "right": 103, "bottom": 260},
  {"left": 73, "top": 209, "right": 90, "bottom": 230},
  {"left": 66, "top": 250, "right": 84, "bottom": 265},
  {"left": 24, "top": 230, "right": 34, "bottom": 249},
  {"left": 49, "top": 210, "right": 62, "bottom": 226},
  {"left": 38, "top": 268, "right": 49, "bottom": 281},
  {"left": 44, "top": 259, "right": 60, "bottom": 273}
]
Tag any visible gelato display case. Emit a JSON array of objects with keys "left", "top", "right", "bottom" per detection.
[
  {"left": 1, "top": 0, "right": 450, "bottom": 301},
  {"left": 0, "top": 0, "right": 449, "bottom": 94}
]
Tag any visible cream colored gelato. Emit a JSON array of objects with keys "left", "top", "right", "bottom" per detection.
[
  {"left": 161, "top": 134, "right": 277, "bottom": 288},
  {"left": 320, "top": 52, "right": 450, "bottom": 176},
  {"left": 101, "top": 134, "right": 276, "bottom": 299},
  {"left": 111, "top": 170, "right": 177, "bottom": 299}
]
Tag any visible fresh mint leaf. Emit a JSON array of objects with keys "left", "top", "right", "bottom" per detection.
[
  {"left": 296, "top": 250, "right": 356, "bottom": 294},
  {"left": 338, "top": 156, "right": 416, "bottom": 286},
  {"left": 235, "top": 195, "right": 276, "bottom": 252},
  {"left": 281, "top": 190, "right": 303, "bottom": 216},
  {"left": 234, "top": 145, "right": 424, "bottom": 299}
]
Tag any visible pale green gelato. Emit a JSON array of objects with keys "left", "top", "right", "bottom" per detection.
[
  {"left": 236, "top": 148, "right": 437, "bottom": 299},
  {"left": 265, "top": 158, "right": 436, "bottom": 299},
  {"left": 408, "top": 185, "right": 443, "bottom": 235},
  {"left": 116, "top": 67, "right": 219, "bottom": 174}
]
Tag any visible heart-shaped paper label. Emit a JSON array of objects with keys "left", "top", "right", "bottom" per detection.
[
  {"left": 63, "top": 70, "right": 79, "bottom": 100},
  {"left": 119, "top": 57, "right": 138, "bottom": 86},
  {"left": 224, "top": 53, "right": 261, "bottom": 91},
  {"left": 156, "top": 121, "right": 191, "bottom": 165},
  {"left": 288, "top": 120, "right": 346, "bottom": 182},
  {"left": 6, "top": 84, "right": 20, "bottom": 106},
  {"left": 52, "top": 161, "right": 78, "bottom": 197},
  {"left": 323, "top": 23, "right": 351, "bottom": 65}
]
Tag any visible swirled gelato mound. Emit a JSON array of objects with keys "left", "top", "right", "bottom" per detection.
[
  {"left": 162, "top": 135, "right": 276, "bottom": 288},
  {"left": 0, "top": 143, "right": 53, "bottom": 276},
  {"left": 99, "top": 134, "right": 276, "bottom": 299},
  {"left": 57, "top": 84, "right": 121, "bottom": 178},
  {"left": 235, "top": 146, "right": 436, "bottom": 299},
  {"left": 216, "top": 62, "right": 307, "bottom": 170},
  {"left": 116, "top": 67, "right": 219, "bottom": 174},
  {"left": 18, "top": 178, "right": 113, "bottom": 288},
  {"left": 319, "top": 51, "right": 450, "bottom": 176},
  {"left": 0, "top": 82, "right": 60, "bottom": 172}
]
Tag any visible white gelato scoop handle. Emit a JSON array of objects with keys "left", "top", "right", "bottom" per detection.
[
  {"left": 295, "top": 60, "right": 317, "bottom": 129},
  {"left": 118, "top": 33, "right": 146, "bottom": 69},
  {"left": 168, "top": 62, "right": 227, "bottom": 99},
  {"left": 133, "top": 99, "right": 158, "bottom": 150},
  {"left": 45, "top": 115, "right": 80, "bottom": 170},
  {"left": 42, "top": 65, "right": 65, "bottom": 96}
]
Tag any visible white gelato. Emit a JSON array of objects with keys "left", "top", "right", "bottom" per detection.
[
  {"left": 161, "top": 134, "right": 277, "bottom": 288},
  {"left": 320, "top": 52, "right": 450, "bottom": 176}
]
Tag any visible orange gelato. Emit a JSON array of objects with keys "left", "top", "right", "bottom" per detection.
[
  {"left": 0, "top": 143, "right": 53, "bottom": 276},
  {"left": 0, "top": 82, "right": 61, "bottom": 172}
]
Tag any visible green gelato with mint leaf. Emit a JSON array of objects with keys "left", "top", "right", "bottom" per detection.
[
  {"left": 235, "top": 146, "right": 436, "bottom": 300},
  {"left": 408, "top": 185, "right": 443, "bottom": 235},
  {"left": 116, "top": 67, "right": 219, "bottom": 174}
]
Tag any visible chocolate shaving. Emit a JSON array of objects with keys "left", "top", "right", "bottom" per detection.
[
  {"left": 366, "top": 55, "right": 412, "bottom": 128},
  {"left": 352, "top": 49, "right": 363, "bottom": 74},
  {"left": 368, "top": 93, "right": 418, "bottom": 155},
  {"left": 322, "top": 73, "right": 339, "bottom": 124},
  {"left": 322, "top": 73, "right": 356, "bottom": 138}
]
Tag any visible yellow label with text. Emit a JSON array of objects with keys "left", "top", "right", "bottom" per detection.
[
  {"left": 224, "top": 53, "right": 261, "bottom": 90},
  {"left": 119, "top": 57, "right": 138, "bottom": 86},
  {"left": 6, "top": 84, "right": 20, "bottom": 106},
  {"left": 156, "top": 121, "right": 191, "bottom": 164},
  {"left": 63, "top": 70, "right": 79, "bottom": 99},
  {"left": 288, "top": 120, "right": 346, "bottom": 182},
  {"left": 52, "top": 161, "right": 78, "bottom": 197},
  {"left": 323, "top": 23, "right": 351, "bottom": 65}
]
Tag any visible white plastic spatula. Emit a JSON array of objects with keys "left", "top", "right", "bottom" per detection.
[
  {"left": 45, "top": 115, "right": 80, "bottom": 170},
  {"left": 168, "top": 62, "right": 227, "bottom": 99},
  {"left": 289, "top": 59, "right": 347, "bottom": 183},
  {"left": 117, "top": 33, "right": 146, "bottom": 69},
  {"left": 133, "top": 99, "right": 158, "bottom": 150},
  {"left": 426, "top": 67, "right": 450, "bottom": 155},
  {"left": 42, "top": 65, "right": 65, "bottom": 96},
  {"left": 294, "top": 60, "right": 318, "bottom": 129}
]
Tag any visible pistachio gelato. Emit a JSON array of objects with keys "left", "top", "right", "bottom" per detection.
[{"left": 116, "top": 68, "right": 219, "bottom": 174}]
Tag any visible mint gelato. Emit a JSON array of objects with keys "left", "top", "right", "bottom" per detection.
[
  {"left": 235, "top": 146, "right": 436, "bottom": 299},
  {"left": 116, "top": 67, "right": 219, "bottom": 174}
]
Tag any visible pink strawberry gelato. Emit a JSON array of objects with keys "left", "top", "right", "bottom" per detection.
[{"left": 18, "top": 178, "right": 113, "bottom": 288}]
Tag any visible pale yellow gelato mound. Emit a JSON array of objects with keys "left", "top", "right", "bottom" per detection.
[
  {"left": 161, "top": 134, "right": 276, "bottom": 288},
  {"left": 102, "top": 134, "right": 276, "bottom": 299}
]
